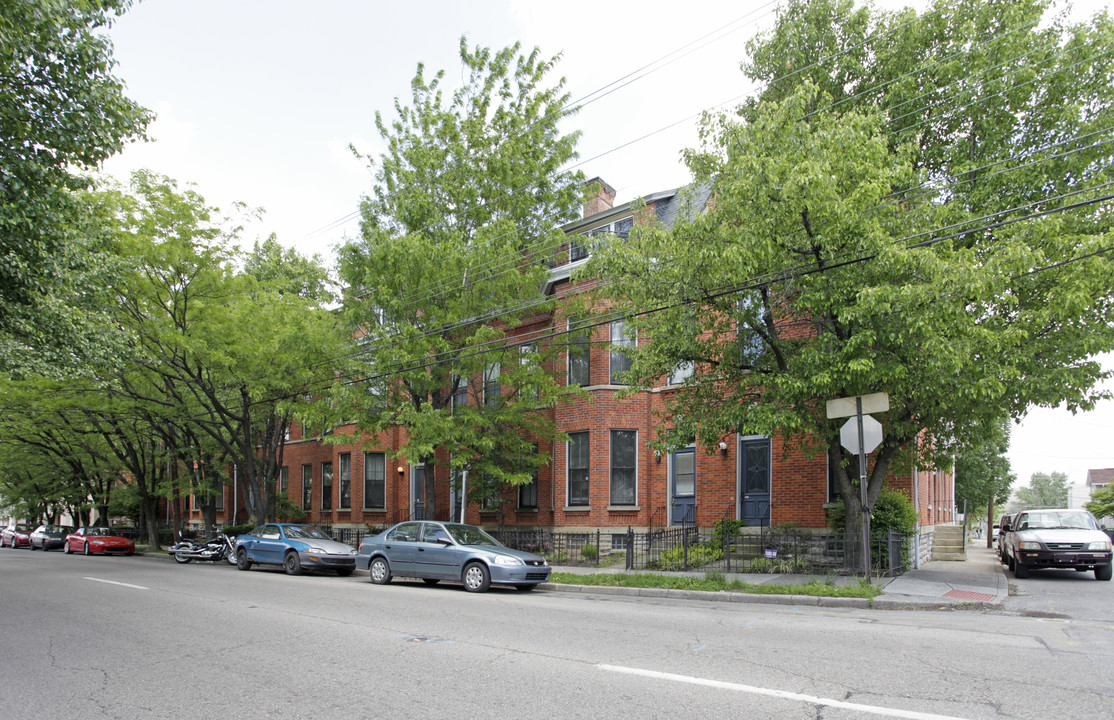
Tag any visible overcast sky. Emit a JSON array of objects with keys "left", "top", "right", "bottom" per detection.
[{"left": 100, "top": 0, "right": 1113, "bottom": 493}]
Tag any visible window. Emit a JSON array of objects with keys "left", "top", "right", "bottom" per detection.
[
  {"left": 519, "top": 444, "right": 539, "bottom": 509},
  {"left": 737, "top": 293, "right": 766, "bottom": 366},
  {"left": 321, "top": 461, "right": 333, "bottom": 510},
  {"left": 278, "top": 466, "right": 289, "bottom": 496},
  {"left": 215, "top": 484, "right": 224, "bottom": 512},
  {"left": 519, "top": 344, "right": 538, "bottom": 399},
  {"left": 363, "top": 452, "right": 385, "bottom": 509},
  {"left": 339, "top": 453, "right": 351, "bottom": 509},
  {"left": 567, "top": 318, "right": 590, "bottom": 386},
  {"left": 567, "top": 431, "right": 589, "bottom": 506},
  {"left": 609, "top": 320, "right": 636, "bottom": 384},
  {"left": 483, "top": 361, "right": 500, "bottom": 406},
  {"left": 673, "top": 447, "right": 695, "bottom": 497},
  {"left": 301, "top": 464, "right": 312, "bottom": 511},
  {"left": 572, "top": 217, "right": 633, "bottom": 262},
  {"left": 669, "top": 361, "right": 694, "bottom": 386},
  {"left": 610, "top": 430, "right": 637, "bottom": 505},
  {"left": 451, "top": 374, "right": 468, "bottom": 413}
]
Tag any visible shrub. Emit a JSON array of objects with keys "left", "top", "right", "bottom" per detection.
[
  {"left": 221, "top": 524, "right": 254, "bottom": 538},
  {"left": 581, "top": 543, "right": 597, "bottom": 559}
]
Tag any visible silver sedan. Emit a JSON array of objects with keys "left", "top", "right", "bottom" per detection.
[{"left": 356, "top": 521, "right": 550, "bottom": 592}]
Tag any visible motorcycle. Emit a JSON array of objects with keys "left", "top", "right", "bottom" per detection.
[{"left": 168, "top": 532, "right": 238, "bottom": 564}]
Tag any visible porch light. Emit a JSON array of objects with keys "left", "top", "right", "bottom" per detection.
[{"left": 719, "top": 441, "right": 728, "bottom": 456}]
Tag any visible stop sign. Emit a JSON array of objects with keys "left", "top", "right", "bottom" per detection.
[{"left": 840, "top": 414, "right": 882, "bottom": 454}]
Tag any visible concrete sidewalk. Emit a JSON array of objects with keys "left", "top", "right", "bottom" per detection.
[{"left": 546, "top": 541, "right": 1008, "bottom": 610}]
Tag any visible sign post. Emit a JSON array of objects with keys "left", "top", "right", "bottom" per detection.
[{"left": 827, "top": 393, "right": 889, "bottom": 578}]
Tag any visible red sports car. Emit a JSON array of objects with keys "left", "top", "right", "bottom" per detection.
[
  {"left": 63, "top": 527, "right": 135, "bottom": 556},
  {"left": 2, "top": 523, "right": 34, "bottom": 549}
]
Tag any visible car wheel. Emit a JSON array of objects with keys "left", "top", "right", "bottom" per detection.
[
  {"left": 64, "top": 541, "right": 72, "bottom": 554},
  {"left": 283, "top": 551, "right": 303, "bottom": 575},
  {"left": 1006, "top": 554, "right": 1015, "bottom": 571},
  {"left": 462, "top": 562, "right": 490, "bottom": 593},
  {"left": 369, "top": 557, "right": 391, "bottom": 585},
  {"left": 514, "top": 584, "right": 538, "bottom": 592},
  {"left": 83, "top": 542, "right": 91, "bottom": 556},
  {"left": 1014, "top": 560, "right": 1029, "bottom": 579},
  {"left": 336, "top": 567, "right": 354, "bottom": 577},
  {"left": 29, "top": 541, "right": 37, "bottom": 550},
  {"left": 174, "top": 550, "right": 192, "bottom": 564},
  {"left": 236, "top": 548, "right": 252, "bottom": 571},
  {"left": 1096, "top": 564, "right": 1112, "bottom": 581},
  {"left": 422, "top": 578, "right": 440, "bottom": 585}
]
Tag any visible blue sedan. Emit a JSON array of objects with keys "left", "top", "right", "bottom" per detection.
[
  {"left": 357, "top": 521, "right": 551, "bottom": 592},
  {"left": 234, "top": 523, "right": 357, "bottom": 576}
]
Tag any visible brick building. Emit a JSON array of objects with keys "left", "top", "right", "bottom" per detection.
[{"left": 192, "top": 177, "right": 954, "bottom": 536}]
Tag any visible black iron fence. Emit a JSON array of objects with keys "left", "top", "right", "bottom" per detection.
[{"left": 492, "top": 526, "right": 911, "bottom": 577}]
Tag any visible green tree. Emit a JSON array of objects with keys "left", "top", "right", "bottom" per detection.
[
  {"left": 954, "top": 420, "right": 1016, "bottom": 544},
  {"left": 1013, "top": 471, "right": 1070, "bottom": 509},
  {"left": 591, "top": 0, "right": 1114, "bottom": 554},
  {"left": 336, "top": 38, "right": 585, "bottom": 519},
  {"left": 106, "top": 172, "right": 345, "bottom": 529},
  {"left": 0, "top": 0, "right": 150, "bottom": 375},
  {"left": 1084, "top": 485, "right": 1114, "bottom": 522}
]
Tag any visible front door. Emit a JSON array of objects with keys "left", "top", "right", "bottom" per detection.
[
  {"left": 740, "top": 439, "right": 771, "bottom": 526},
  {"left": 670, "top": 448, "right": 696, "bottom": 525},
  {"left": 411, "top": 464, "right": 425, "bottom": 519}
]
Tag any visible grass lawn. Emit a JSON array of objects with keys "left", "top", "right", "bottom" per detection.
[{"left": 549, "top": 571, "right": 881, "bottom": 598}]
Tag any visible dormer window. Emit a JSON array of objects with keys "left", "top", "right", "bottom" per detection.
[{"left": 571, "top": 216, "right": 633, "bottom": 263}]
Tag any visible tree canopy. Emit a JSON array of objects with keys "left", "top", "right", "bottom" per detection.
[
  {"left": 335, "top": 37, "right": 585, "bottom": 519},
  {"left": 589, "top": 0, "right": 1114, "bottom": 537},
  {"left": 1013, "top": 471, "right": 1070, "bottom": 510},
  {"left": 0, "top": 0, "right": 150, "bottom": 375}
]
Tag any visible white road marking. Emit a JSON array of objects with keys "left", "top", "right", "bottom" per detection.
[
  {"left": 83, "top": 577, "right": 149, "bottom": 590},
  {"left": 597, "top": 664, "right": 972, "bottom": 720}
]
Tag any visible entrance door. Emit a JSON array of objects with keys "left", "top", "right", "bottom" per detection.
[
  {"left": 411, "top": 464, "right": 425, "bottom": 519},
  {"left": 740, "top": 439, "right": 771, "bottom": 526},
  {"left": 670, "top": 448, "right": 696, "bottom": 525}
]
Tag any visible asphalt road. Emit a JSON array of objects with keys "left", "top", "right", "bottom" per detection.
[{"left": 1, "top": 549, "right": 1112, "bottom": 720}]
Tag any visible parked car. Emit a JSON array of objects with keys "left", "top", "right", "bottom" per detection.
[
  {"left": 995, "top": 513, "right": 1014, "bottom": 563},
  {"left": 1006, "top": 509, "right": 1113, "bottom": 581},
  {"left": 2, "top": 523, "right": 34, "bottom": 549},
  {"left": 63, "top": 527, "right": 136, "bottom": 556},
  {"left": 357, "top": 521, "right": 551, "bottom": 593},
  {"left": 233, "top": 523, "right": 357, "bottom": 576},
  {"left": 30, "top": 524, "right": 73, "bottom": 551}
]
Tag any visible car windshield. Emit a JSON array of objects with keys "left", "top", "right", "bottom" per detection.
[
  {"left": 88, "top": 527, "right": 114, "bottom": 536},
  {"left": 1023, "top": 511, "right": 1096, "bottom": 530},
  {"left": 283, "top": 525, "right": 329, "bottom": 540},
  {"left": 445, "top": 524, "right": 502, "bottom": 547},
  {"left": 16, "top": 524, "right": 32, "bottom": 532}
]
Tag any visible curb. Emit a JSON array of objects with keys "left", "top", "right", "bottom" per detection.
[{"left": 539, "top": 582, "right": 873, "bottom": 608}]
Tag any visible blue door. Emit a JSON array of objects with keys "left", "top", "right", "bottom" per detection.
[
  {"left": 741, "top": 439, "right": 771, "bottom": 526},
  {"left": 670, "top": 448, "right": 696, "bottom": 525}
]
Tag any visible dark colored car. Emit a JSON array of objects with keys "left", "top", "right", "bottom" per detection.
[
  {"left": 356, "top": 521, "right": 551, "bottom": 593},
  {"left": 1006, "top": 509, "right": 1112, "bottom": 581},
  {"left": 996, "top": 513, "right": 1016, "bottom": 563},
  {"left": 63, "top": 527, "right": 136, "bottom": 556},
  {"left": 233, "top": 523, "right": 357, "bottom": 576},
  {"left": 1, "top": 523, "right": 34, "bottom": 549},
  {"left": 30, "top": 524, "right": 73, "bottom": 551}
]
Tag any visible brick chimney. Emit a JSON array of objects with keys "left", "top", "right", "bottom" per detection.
[{"left": 583, "top": 177, "right": 616, "bottom": 218}]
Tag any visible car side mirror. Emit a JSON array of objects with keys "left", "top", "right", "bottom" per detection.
[{"left": 437, "top": 537, "right": 453, "bottom": 546}]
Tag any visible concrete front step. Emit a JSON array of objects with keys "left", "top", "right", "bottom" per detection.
[{"left": 933, "top": 551, "right": 967, "bottom": 561}]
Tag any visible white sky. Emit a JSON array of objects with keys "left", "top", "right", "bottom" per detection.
[{"left": 100, "top": 0, "right": 1113, "bottom": 491}]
